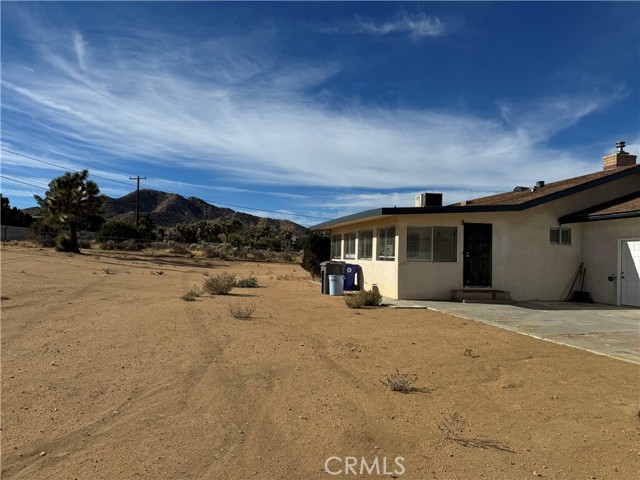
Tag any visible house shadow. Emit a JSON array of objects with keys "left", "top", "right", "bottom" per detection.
[{"left": 511, "top": 301, "right": 639, "bottom": 312}]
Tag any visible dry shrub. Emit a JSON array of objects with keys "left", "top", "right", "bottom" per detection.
[
  {"left": 181, "top": 285, "right": 203, "bottom": 301},
  {"left": 236, "top": 276, "right": 259, "bottom": 288},
  {"left": 344, "top": 289, "right": 382, "bottom": 309},
  {"left": 199, "top": 243, "right": 237, "bottom": 260},
  {"left": 202, "top": 272, "right": 236, "bottom": 295},
  {"left": 381, "top": 369, "right": 418, "bottom": 393},
  {"left": 228, "top": 302, "right": 256, "bottom": 319},
  {"left": 168, "top": 242, "right": 192, "bottom": 255}
]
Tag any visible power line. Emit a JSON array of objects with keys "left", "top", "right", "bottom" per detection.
[
  {"left": 0, "top": 171, "right": 49, "bottom": 188},
  {"left": 0, "top": 174, "right": 46, "bottom": 190},
  {"left": 1, "top": 148, "right": 135, "bottom": 188},
  {"left": 1, "top": 120, "right": 133, "bottom": 175},
  {"left": 0, "top": 123, "right": 330, "bottom": 222},
  {"left": 1, "top": 173, "right": 329, "bottom": 221}
]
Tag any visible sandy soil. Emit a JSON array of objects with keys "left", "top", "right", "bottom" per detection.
[{"left": 1, "top": 244, "right": 639, "bottom": 479}]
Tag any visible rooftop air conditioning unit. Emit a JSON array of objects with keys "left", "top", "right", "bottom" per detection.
[{"left": 415, "top": 193, "right": 443, "bottom": 207}]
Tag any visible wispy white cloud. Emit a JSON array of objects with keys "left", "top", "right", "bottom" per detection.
[
  {"left": 330, "top": 12, "right": 448, "bottom": 39},
  {"left": 1, "top": 9, "right": 630, "bottom": 218},
  {"left": 72, "top": 30, "right": 87, "bottom": 70}
]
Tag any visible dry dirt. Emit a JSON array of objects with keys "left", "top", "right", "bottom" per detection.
[{"left": 1, "top": 245, "right": 639, "bottom": 479}]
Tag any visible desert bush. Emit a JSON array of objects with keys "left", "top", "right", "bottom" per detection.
[
  {"left": 101, "top": 240, "right": 118, "bottom": 250},
  {"left": 300, "top": 231, "right": 330, "bottom": 278},
  {"left": 199, "top": 242, "right": 237, "bottom": 260},
  {"left": 202, "top": 272, "right": 236, "bottom": 295},
  {"left": 168, "top": 241, "right": 192, "bottom": 255},
  {"left": 181, "top": 285, "right": 203, "bottom": 301},
  {"left": 381, "top": 369, "right": 418, "bottom": 393},
  {"left": 344, "top": 289, "right": 382, "bottom": 309},
  {"left": 119, "top": 239, "right": 143, "bottom": 251},
  {"left": 227, "top": 302, "right": 256, "bottom": 319},
  {"left": 99, "top": 239, "right": 143, "bottom": 251},
  {"left": 95, "top": 220, "right": 140, "bottom": 243},
  {"left": 55, "top": 234, "right": 74, "bottom": 252},
  {"left": 236, "top": 276, "right": 259, "bottom": 288}
]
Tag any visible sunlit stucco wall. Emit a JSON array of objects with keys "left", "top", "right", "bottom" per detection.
[
  {"left": 326, "top": 172, "right": 639, "bottom": 302},
  {"left": 581, "top": 218, "right": 640, "bottom": 304}
]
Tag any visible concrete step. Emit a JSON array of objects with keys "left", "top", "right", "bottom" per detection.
[{"left": 451, "top": 289, "right": 511, "bottom": 302}]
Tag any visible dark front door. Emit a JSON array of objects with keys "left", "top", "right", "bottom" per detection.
[{"left": 463, "top": 223, "right": 492, "bottom": 287}]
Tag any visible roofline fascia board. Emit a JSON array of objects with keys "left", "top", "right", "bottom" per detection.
[
  {"left": 310, "top": 165, "right": 640, "bottom": 231},
  {"left": 311, "top": 204, "right": 524, "bottom": 230},
  {"left": 559, "top": 211, "right": 640, "bottom": 224}
]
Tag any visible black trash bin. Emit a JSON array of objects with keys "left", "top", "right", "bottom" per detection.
[
  {"left": 320, "top": 261, "right": 345, "bottom": 294},
  {"left": 343, "top": 264, "right": 359, "bottom": 291}
]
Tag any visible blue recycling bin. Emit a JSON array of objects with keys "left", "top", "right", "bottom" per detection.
[{"left": 343, "top": 264, "right": 359, "bottom": 291}]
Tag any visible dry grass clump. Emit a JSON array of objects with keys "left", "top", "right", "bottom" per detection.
[
  {"left": 380, "top": 369, "right": 418, "bottom": 393},
  {"left": 438, "top": 412, "right": 515, "bottom": 452},
  {"left": 168, "top": 242, "right": 192, "bottom": 255},
  {"left": 235, "top": 276, "right": 259, "bottom": 288},
  {"left": 202, "top": 272, "right": 236, "bottom": 295},
  {"left": 344, "top": 289, "right": 382, "bottom": 309},
  {"left": 181, "top": 285, "right": 203, "bottom": 301},
  {"left": 228, "top": 302, "right": 256, "bottom": 319}
]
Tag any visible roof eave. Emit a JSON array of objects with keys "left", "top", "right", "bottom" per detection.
[
  {"left": 311, "top": 165, "right": 640, "bottom": 231},
  {"left": 559, "top": 211, "right": 640, "bottom": 224}
]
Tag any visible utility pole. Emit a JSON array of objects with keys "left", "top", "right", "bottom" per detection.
[{"left": 129, "top": 176, "right": 146, "bottom": 227}]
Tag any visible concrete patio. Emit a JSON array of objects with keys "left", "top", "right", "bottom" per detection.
[{"left": 386, "top": 299, "right": 640, "bottom": 364}]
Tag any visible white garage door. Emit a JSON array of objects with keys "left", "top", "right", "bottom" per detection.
[{"left": 620, "top": 239, "right": 640, "bottom": 307}]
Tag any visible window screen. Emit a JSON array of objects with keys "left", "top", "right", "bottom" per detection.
[
  {"left": 377, "top": 226, "right": 396, "bottom": 260},
  {"left": 331, "top": 234, "right": 342, "bottom": 259},
  {"left": 433, "top": 226, "right": 457, "bottom": 262},
  {"left": 344, "top": 232, "right": 356, "bottom": 259},
  {"left": 358, "top": 230, "right": 373, "bottom": 259},
  {"left": 407, "top": 226, "right": 432, "bottom": 260}
]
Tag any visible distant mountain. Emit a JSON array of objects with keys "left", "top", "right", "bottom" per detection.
[{"left": 24, "top": 189, "right": 308, "bottom": 235}]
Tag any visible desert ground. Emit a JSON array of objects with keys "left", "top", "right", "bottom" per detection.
[{"left": 1, "top": 244, "right": 639, "bottom": 479}]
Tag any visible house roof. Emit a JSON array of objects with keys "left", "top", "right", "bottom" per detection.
[
  {"left": 558, "top": 191, "right": 640, "bottom": 224},
  {"left": 311, "top": 164, "right": 640, "bottom": 230},
  {"left": 449, "top": 164, "right": 639, "bottom": 207}
]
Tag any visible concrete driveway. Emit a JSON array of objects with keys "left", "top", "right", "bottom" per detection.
[{"left": 388, "top": 300, "right": 640, "bottom": 364}]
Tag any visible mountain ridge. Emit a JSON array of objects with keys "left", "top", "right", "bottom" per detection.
[{"left": 23, "top": 189, "right": 308, "bottom": 235}]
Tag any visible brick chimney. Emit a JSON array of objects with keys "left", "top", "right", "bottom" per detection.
[{"left": 603, "top": 141, "right": 637, "bottom": 170}]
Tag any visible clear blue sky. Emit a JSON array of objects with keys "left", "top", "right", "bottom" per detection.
[{"left": 1, "top": 1, "right": 638, "bottom": 226}]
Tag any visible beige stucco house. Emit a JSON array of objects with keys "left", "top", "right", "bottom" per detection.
[{"left": 312, "top": 143, "right": 640, "bottom": 306}]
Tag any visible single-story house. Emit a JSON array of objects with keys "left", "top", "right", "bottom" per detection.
[{"left": 312, "top": 142, "right": 640, "bottom": 306}]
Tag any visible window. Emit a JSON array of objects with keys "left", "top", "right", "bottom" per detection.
[
  {"left": 358, "top": 230, "right": 373, "bottom": 259},
  {"left": 344, "top": 232, "right": 356, "bottom": 259},
  {"left": 407, "top": 226, "right": 458, "bottom": 262},
  {"left": 377, "top": 226, "right": 396, "bottom": 260},
  {"left": 331, "top": 234, "right": 342, "bottom": 259},
  {"left": 407, "top": 226, "right": 432, "bottom": 260},
  {"left": 433, "top": 226, "right": 457, "bottom": 262},
  {"left": 550, "top": 228, "right": 571, "bottom": 245}
]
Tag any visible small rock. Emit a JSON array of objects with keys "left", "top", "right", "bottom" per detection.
[{"left": 39, "top": 451, "right": 46, "bottom": 457}]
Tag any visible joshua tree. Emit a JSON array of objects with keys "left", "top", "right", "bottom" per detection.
[{"left": 35, "top": 170, "right": 102, "bottom": 253}]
